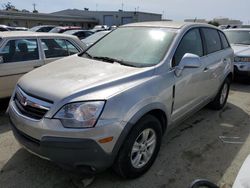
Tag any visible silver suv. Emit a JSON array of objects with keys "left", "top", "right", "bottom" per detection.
[{"left": 8, "top": 22, "right": 233, "bottom": 178}]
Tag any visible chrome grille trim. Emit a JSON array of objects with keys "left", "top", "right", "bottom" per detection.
[{"left": 14, "top": 87, "right": 53, "bottom": 120}]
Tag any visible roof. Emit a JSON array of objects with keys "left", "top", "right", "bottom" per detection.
[
  {"left": 54, "top": 26, "right": 81, "bottom": 29},
  {"left": 30, "top": 25, "right": 56, "bottom": 28},
  {"left": 225, "top": 28, "right": 250, "bottom": 31},
  {"left": 0, "top": 31, "right": 78, "bottom": 39},
  {"left": 122, "top": 21, "right": 210, "bottom": 29},
  {"left": 63, "top": 29, "right": 90, "bottom": 34}
]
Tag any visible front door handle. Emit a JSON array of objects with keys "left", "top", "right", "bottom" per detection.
[{"left": 203, "top": 67, "right": 210, "bottom": 72}]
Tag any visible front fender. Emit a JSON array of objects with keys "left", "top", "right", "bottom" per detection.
[{"left": 110, "top": 100, "right": 171, "bottom": 160}]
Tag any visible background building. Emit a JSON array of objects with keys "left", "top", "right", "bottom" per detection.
[
  {"left": 52, "top": 9, "right": 162, "bottom": 26},
  {"left": 213, "top": 17, "right": 243, "bottom": 26},
  {"left": 0, "top": 10, "right": 98, "bottom": 28}
]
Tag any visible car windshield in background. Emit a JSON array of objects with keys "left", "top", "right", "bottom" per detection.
[
  {"left": 50, "top": 27, "right": 61, "bottom": 33},
  {"left": 29, "top": 26, "right": 40, "bottom": 32},
  {"left": 225, "top": 30, "right": 250, "bottom": 45},
  {"left": 83, "top": 27, "right": 176, "bottom": 67},
  {"left": 81, "top": 31, "right": 110, "bottom": 44}
]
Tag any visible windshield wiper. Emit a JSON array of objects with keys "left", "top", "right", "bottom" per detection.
[
  {"left": 92, "top": 56, "right": 119, "bottom": 63},
  {"left": 92, "top": 56, "right": 138, "bottom": 67},
  {"left": 82, "top": 51, "right": 94, "bottom": 59},
  {"left": 81, "top": 53, "right": 138, "bottom": 67}
]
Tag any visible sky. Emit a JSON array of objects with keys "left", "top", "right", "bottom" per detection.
[{"left": 1, "top": 0, "right": 250, "bottom": 23}]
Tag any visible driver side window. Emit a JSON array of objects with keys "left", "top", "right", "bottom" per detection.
[{"left": 173, "top": 28, "right": 203, "bottom": 67}]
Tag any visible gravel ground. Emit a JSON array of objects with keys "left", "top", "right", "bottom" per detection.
[{"left": 0, "top": 82, "right": 249, "bottom": 188}]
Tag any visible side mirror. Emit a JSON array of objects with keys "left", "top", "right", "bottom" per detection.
[{"left": 175, "top": 53, "right": 201, "bottom": 77}]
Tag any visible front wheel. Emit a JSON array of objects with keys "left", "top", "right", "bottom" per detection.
[
  {"left": 113, "top": 115, "right": 162, "bottom": 179},
  {"left": 209, "top": 78, "right": 230, "bottom": 110}
]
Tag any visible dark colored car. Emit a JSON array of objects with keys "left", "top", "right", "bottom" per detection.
[
  {"left": 29, "top": 25, "right": 56, "bottom": 32},
  {"left": 63, "top": 29, "right": 94, "bottom": 40}
]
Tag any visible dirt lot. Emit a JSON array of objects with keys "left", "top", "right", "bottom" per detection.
[{"left": 0, "top": 82, "right": 250, "bottom": 188}]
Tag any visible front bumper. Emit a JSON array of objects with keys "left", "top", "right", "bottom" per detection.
[
  {"left": 234, "top": 65, "right": 250, "bottom": 77},
  {"left": 234, "top": 63, "right": 250, "bottom": 77},
  {"left": 10, "top": 119, "right": 113, "bottom": 173}
]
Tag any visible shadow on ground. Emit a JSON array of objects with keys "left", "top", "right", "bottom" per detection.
[
  {"left": 0, "top": 98, "right": 9, "bottom": 113},
  {"left": 0, "top": 98, "right": 10, "bottom": 134},
  {"left": 231, "top": 82, "right": 250, "bottom": 93}
]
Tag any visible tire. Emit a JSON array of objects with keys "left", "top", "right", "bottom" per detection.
[
  {"left": 208, "top": 78, "right": 230, "bottom": 110},
  {"left": 113, "top": 115, "right": 162, "bottom": 179}
]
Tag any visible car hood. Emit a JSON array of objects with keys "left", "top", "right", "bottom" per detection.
[
  {"left": 231, "top": 44, "right": 250, "bottom": 56},
  {"left": 18, "top": 55, "right": 153, "bottom": 102}
]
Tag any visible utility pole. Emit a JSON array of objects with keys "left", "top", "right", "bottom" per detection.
[
  {"left": 96, "top": 3, "right": 98, "bottom": 11},
  {"left": 32, "top": 3, "right": 38, "bottom": 13},
  {"left": 32, "top": 3, "right": 36, "bottom": 11},
  {"left": 121, "top": 1, "right": 124, "bottom": 11}
]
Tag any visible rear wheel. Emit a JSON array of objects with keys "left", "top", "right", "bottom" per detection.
[
  {"left": 209, "top": 78, "right": 230, "bottom": 110},
  {"left": 113, "top": 115, "right": 162, "bottom": 179}
]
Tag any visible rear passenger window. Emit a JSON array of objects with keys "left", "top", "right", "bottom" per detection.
[
  {"left": 219, "top": 31, "right": 230, "bottom": 49},
  {"left": 173, "top": 28, "right": 203, "bottom": 67},
  {"left": 65, "top": 40, "right": 79, "bottom": 55},
  {"left": 41, "top": 39, "right": 79, "bottom": 58},
  {"left": 202, "top": 28, "right": 222, "bottom": 54},
  {"left": 0, "top": 39, "right": 39, "bottom": 63}
]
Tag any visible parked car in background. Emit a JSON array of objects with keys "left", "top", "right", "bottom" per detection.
[
  {"left": 29, "top": 25, "right": 56, "bottom": 32},
  {"left": 224, "top": 29, "right": 250, "bottom": 78},
  {"left": 11, "top": 27, "right": 28, "bottom": 31},
  {"left": 63, "top": 29, "right": 94, "bottom": 40},
  {"left": 0, "top": 31, "right": 85, "bottom": 99},
  {"left": 0, "top": 25, "right": 10, "bottom": 32},
  {"left": 90, "top": 25, "right": 109, "bottom": 32},
  {"left": 8, "top": 22, "right": 233, "bottom": 178},
  {"left": 0, "top": 25, "right": 28, "bottom": 32},
  {"left": 50, "top": 26, "right": 81, "bottom": 33},
  {"left": 81, "top": 30, "right": 110, "bottom": 48},
  {"left": 109, "top": 25, "right": 117, "bottom": 30}
]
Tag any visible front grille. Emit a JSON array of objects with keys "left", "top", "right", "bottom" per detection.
[{"left": 14, "top": 87, "right": 52, "bottom": 120}]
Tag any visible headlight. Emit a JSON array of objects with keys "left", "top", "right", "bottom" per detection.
[
  {"left": 54, "top": 101, "right": 105, "bottom": 128},
  {"left": 234, "top": 56, "right": 241, "bottom": 63},
  {"left": 234, "top": 56, "right": 250, "bottom": 63}
]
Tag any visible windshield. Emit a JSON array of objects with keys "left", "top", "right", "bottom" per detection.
[
  {"left": 225, "top": 30, "right": 250, "bottom": 45},
  {"left": 50, "top": 27, "right": 61, "bottom": 33},
  {"left": 83, "top": 27, "right": 176, "bottom": 67},
  {"left": 29, "top": 26, "right": 41, "bottom": 32}
]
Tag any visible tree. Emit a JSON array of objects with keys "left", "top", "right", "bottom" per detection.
[{"left": 2, "top": 2, "right": 18, "bottom": 11}]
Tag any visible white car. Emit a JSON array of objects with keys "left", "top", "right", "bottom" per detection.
[
  {"left": 0, "top": 31, "right": 85, "bottom": 99},
  {"left": 224, "top": 29, "right": 250, "bottom": 78},
  {"left": 81, "top": 31, "right": 110, "bottom": 48}
]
